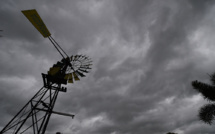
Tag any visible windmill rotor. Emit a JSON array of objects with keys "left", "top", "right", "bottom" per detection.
[{"left": 48, "top": 54, "right": 92, "bottom": 84}]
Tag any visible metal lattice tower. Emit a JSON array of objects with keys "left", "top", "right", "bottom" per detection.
[{"left": 0, "top": 9, "right": 92, "bottom": 134}]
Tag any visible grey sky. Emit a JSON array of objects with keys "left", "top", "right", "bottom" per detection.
[{"left": 1, "top": 0, "right": 215, "bottom": 134}]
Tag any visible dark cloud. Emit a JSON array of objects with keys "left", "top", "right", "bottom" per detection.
[{"left": 1, "top": 0, "right": 215, "bottom": 134}]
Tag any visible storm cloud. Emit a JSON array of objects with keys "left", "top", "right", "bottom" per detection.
[{"left": 1, "top": 0, "right": 215, "bottom": 134}]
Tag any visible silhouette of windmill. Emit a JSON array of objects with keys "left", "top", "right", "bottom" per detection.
[{"left": 0, "top": 9, "right": 92, "bottom": 134}]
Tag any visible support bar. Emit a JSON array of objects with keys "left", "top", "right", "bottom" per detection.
[{"left": 35, "top": 108, "right": 75, "bottom": 119}]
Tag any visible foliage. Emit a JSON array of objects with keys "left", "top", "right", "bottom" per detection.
[
  {"left": 199, "top": 104, "right": 215, "bottom": 124},
  {"left": 192, "top": 80, "right": 215, "bottom": 101},
  {"left": 192, "top": 72, "right": 215, "bottom": 124}
]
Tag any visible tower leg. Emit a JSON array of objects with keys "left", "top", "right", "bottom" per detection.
[{"left": 0, "top": 84, "right": 61, "bottom": 134}]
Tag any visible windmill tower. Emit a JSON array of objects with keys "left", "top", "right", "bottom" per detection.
[{"left": 0, "top": 9, "right": 92, "bottom": 134}]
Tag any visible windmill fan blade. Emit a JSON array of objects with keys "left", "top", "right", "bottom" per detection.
[
  {"left": 85, "top": 60, "right": 92, "bottom": 63},
  {"left": 77, "top": 55, "right": 82, "bottom": 59},
  {"left": 81, "top": 64, "right": 92, "bottom": 66},
  {"left": 67, "top": 73, "right": 74, "bottom": 83},
  {"left": 21, "top": 9, "right": 51, "bottom": 38},
  {"left": 64, "top": 74, "right": 70, "bottom": 80},
  {"left": 76, "top": 55, "right": 80, "bottom": 60},
  {"left": 75, "top": 56, "right": 82, "bottom": 61},
  {"left": 68, "top": 78, "right": 74, "bottom": 83},
  {"left": 79, "top": 66, "right": 86, "bottom": 69},
  {"left": 80, "top": 55, "right": 84, "bottom": 59},
  {"left": 78, "top": 69, "right": 89, "bottom": 73},
  {"left": 64, "top": 73, "right": 73, "bottom": 83},
  {"left": 80, "top": 66, "right": 91, "bottom": 70},
  {"left": 85, "top": 67, "right": 92, "bottom": 69},
  {"left": 81, "top": 64, "right": 90, "bottom": 66},
  {"left": 75, "top": 71, "right": 85, "bottom": 77},
  {"left": 73, "top": 72, "right": 80, "bottom": 81},
  {"left": 74, "top": 55, "right": 79, "bottom": 61},
  {"left": 74, "top": 56, "right": 79, "bottom": 60},
  {"left": 79, "top": 55, "right": 85, "bottom": 59}
]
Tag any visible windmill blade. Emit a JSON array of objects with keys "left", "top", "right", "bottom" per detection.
[
  {"left": 73, "top": 55, "right": 79, "bottom": 61},
  {"left": 80, "top": 66, "right": 92, "bottom": 69},
  {"left": 75, "top": 70, "right": 85, "bottom": 77},
  {"left": 81, "top": 65, "right": 92, "bottom": 68},
  {"left": 21, "top": 9, "right": 51, "bottom": 38},
  {"left": 78, "top": 55, "right": 85, "bottom": 60},
  {"left": 82, "top": 63, "right": 93, "bottom": 66},
  {"left": 80, "top": 57, "right": 91, "bottom": 61},
  {"left": 64, "top": 74, "right": 70, "bottom": 80},
  {"left": 84, "top": 67, "right": 92, "bottom": 69},
  {"left": 83, "top": 60, "right": 93, "bottom": 64},
  {"left": 84, "top": 56, "right": 89, "bottom": 59},
  {"left": 78, "top": 69, "right": 89, "bottom": 73},
  {"left": 64, "top": 73, "right": 73, "bottom": 83},
  {"left": 64, "top": 73, "right": 72, "bottom": 83},
  {"left": 81, "top": 64, "right": 93, "bottom": 66},
  {"left": 73, "top": 72, "right": 80, "bottom": 81},
  {"left": 76, "top": 55, "right": 84, "bottom": 60},
  {"left": 81, "top": 55, "right": 88, "bottom": 59},
  {"left": 77, "top": 55, "right": 83, "bottom": 60},
  {"left": 68, "top": 77, "right": 74, "bottom": 83},
  {"left": 81, "top": 62, "right": 92, "bottom": 66},
  {"left": 79, "top": 55, "right": 88, "bottom": 61},
  {"left": 79, "top": 55, "right": 85, "bottom": 60},
  {"left": 80, "top": 66, "right": 91, "bottom": 70},
  {"left": 71, "top": 55, "right": 80, "bottom": 62}
]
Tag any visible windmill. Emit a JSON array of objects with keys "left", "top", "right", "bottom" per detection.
[{"left": 0, "top": 9, "right": 92, "bottom": 134}]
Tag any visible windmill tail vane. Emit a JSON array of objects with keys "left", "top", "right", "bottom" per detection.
[
  {"left": 22, "top": 9, "right": 68, "bottom": 59},
  {"left": 0, "top": 9, "right": 92, "bottom": 134}
]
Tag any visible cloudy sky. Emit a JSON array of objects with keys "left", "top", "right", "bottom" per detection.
[{"left": 1, "top": 0, "right": 215, "bottom": 134}]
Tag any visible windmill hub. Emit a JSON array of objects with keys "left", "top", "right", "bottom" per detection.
[{"left": 71, "top": 60, "right": 82, "bottom": 70}]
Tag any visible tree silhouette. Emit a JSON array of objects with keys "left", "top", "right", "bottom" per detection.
[
  {"left": 166, "top": 132, "right": 177, "bottom": 134},
  {"left": 192, "top": 72, "right": 215, "bottom": 124}
]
